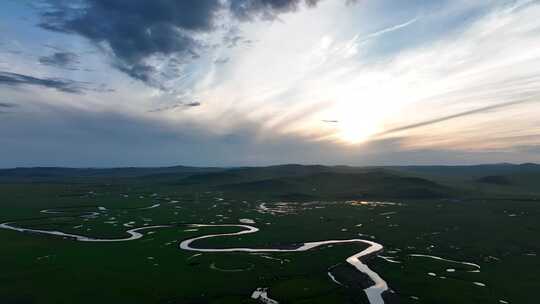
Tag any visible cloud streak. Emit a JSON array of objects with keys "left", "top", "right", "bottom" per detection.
[
  {"left": 0, "top": 102, "right": 17, "bottom": 108},
  {"left": 361, "top": 17, "right": 418, "bottom": 42},
  {"left": 39, "top": 51, "right": 80, "bottom": 69},
  {"left": 0, "top": 71, "right": 86, "bottom": 93},
  {"left": 377, "top": 100, "right": 536, "bottom": 137}
]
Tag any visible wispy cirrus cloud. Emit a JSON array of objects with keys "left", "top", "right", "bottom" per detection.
[
  {"left": 360, "top": 17, "right": 418, "bottom": 42},
  {"left": 0, "top": 71, "right": 86, "bottom": 93},
  {"left": 180, "top": 0, "right": 540, "bottom": 153}
]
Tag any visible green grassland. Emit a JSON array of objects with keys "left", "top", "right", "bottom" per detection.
[{"left": 0, "top": 164, "right": 539, "bottom": 304}]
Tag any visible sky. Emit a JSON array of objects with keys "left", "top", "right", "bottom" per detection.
[{"left": 1, "top": 0, "right": 539, "bottom": 167}]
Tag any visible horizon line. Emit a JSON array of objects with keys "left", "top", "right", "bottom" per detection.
[{"left": 0, "top": 162, "right": 538, "bottom": 170}]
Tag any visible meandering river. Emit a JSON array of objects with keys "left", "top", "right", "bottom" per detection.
[
  {"left": 179, "top": 224, "right": 389, "bottom": 304},
  {"left": 0, "top": 211, "right": 389, "bottom": 304},
  {"left": 0, "top": 222, "right": 170, "bottom": 242}
]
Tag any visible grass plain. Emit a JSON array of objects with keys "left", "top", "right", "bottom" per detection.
[{"left": 0, "top": 164, "right": 539, "bottom": 304}]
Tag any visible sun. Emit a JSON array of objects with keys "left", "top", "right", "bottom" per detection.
[
  {"left": 322, "top": 89, "right": 389, "bottom": 144},
  {"left": 336, "top": 118, "right": 381, "bottom": 144}
]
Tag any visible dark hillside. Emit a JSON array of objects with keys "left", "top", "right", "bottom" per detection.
[{"left": 216, "top": 171, "right": 454, "bottom": 199}]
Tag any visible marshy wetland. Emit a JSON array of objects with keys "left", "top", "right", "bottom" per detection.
[{"left": 0, "top": 165, "right": 539, "bottom": 304}]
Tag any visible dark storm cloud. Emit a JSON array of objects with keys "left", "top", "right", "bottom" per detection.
[
  {"left": 229, "top": 0, "right": 321, "bottom": 20},
  {"left": 38, "top": 0, "right": 220, "bottom": 83},
  {"left": 38, "top": 0, "right": 324, "bottom": 85},
  {"left": 0, "top": 71, "right": 87, "bottom": 93},
  {"left": 39, "top": 51, "right": 80, "bottom": 69}
]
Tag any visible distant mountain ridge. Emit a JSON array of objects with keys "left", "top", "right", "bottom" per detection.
[
  {"left": 1, "top": 163, "right": 537, "bottom": 178},
  {"left": 1, "top": 163, "right": 539, "bottom": 199},
  {"left": 0, "top": 165, "right": 221, "bottom": 180},
  {"left": 0, "top": 163, "right": 363, "bottom": 182},
  {"left": 385, "top": 163, "right": 540, "bottom": 178}
]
